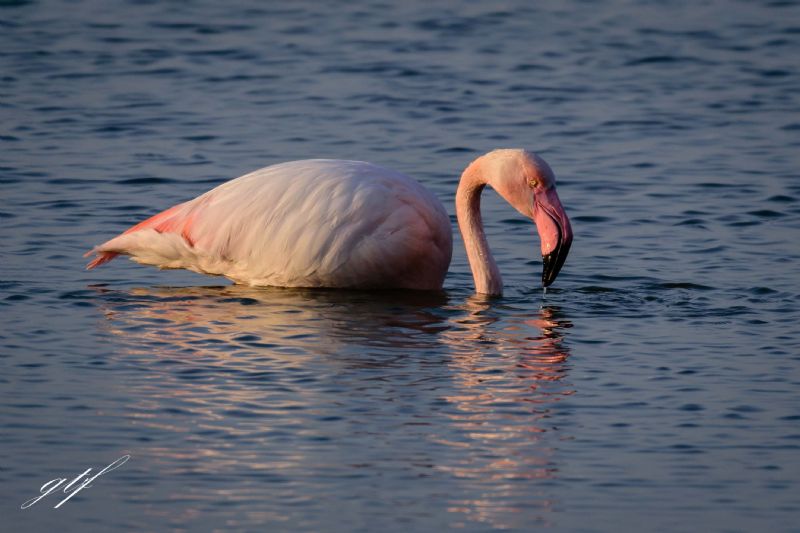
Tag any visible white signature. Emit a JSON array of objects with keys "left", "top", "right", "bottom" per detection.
[{"left": 20, "top": 455, "right": 130, "bottom": 509}]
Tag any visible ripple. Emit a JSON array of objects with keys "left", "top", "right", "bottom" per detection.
[
  {"left": 572, "top": 215, "right": 612, "bottom": 223},
  {"left": 116, "top": 177, "right": 179, "bottom": 185},
  {"left": 748, "top": 209, "right": 786, "bottom": 218},
  {"left": 625, "top": 55, "right": 714, "bottom": 66}
]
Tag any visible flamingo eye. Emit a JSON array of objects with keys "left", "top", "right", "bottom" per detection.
[{"left": 527, "top": 178, "right": 540, "bottom": 189}]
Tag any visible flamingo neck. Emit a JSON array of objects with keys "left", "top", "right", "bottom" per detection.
[{"left": 456, "top": 163, "right": 503, "bottom": 296}]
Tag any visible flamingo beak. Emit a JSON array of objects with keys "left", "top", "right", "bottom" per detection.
[{"left": 534, "top": 188, "right": 573, "bottom": 287}]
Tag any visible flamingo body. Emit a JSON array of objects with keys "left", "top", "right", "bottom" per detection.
[
  {"left": 87, "top": 159, "right": 453, "bottom": 290},
  {"left": 88, "top": 150, "right": 573, "bottom": 294}
]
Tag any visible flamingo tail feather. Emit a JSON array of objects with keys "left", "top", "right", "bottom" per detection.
[
  {"left": 84, "top": 200, "right": 198, "bottom": 269},
  {"left": 85, "top": 250, "right": 120, "bottom": 269}
]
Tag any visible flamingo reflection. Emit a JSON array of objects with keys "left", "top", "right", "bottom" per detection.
[{"left": 91, "top": 286, "right": 573, "bottom": 529}]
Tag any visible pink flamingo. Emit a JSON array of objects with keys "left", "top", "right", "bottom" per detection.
[{"left": 86, "top": 149, "right": 572, "bottom": 295}]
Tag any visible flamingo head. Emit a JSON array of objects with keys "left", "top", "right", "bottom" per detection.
[{"left": 482, "top": 149, "right": 573, "bottom": 287}]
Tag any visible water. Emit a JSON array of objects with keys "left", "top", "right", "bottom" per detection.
[{"left": 2, "top": 0, "right": 800, "bottom": 531}]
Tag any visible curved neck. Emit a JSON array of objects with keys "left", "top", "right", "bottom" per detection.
[{"left": 456, "top": 163, "right": 503, "bottom": 296}]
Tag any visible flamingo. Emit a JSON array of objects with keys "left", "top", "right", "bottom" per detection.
[{"left": 85, "top": 149, "right": 572, "bottom": 295}]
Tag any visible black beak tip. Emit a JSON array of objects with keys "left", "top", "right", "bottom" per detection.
[
  {"left": 541, "top": 253, "right": 558, "bottom": 287},
  {"left": 541, "top": 239, "right": 571, "bottom": 288}
]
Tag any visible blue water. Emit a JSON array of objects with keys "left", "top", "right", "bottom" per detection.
[{"left": 2, "top": 0, "right": 800, "bottom": 531}]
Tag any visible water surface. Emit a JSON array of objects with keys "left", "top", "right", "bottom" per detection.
[{"left": 2, "top": 0, "right": 800, "bottom": 531}]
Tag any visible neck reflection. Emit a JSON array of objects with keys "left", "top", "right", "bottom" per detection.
[{"left": 438, "top": 297, "right": 574, "bottom": 529}]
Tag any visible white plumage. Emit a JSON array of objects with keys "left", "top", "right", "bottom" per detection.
[{"left": 87, "top": 159, "right": 453, "bottom": 290}]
